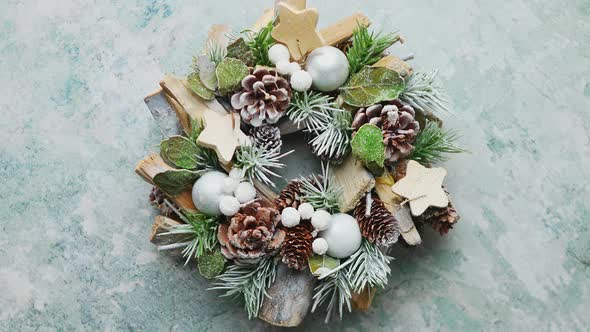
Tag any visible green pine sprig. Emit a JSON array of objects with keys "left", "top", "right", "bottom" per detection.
[
  {"left": 347, "top": 24, "right": 401, "bottom": 74},
  {"left": 307, "top": 110, "right": 353, "bottom": 162},
  {"left": 286, "top": 91, "right": 337, "bottom": 133},
  {"left": 409, "top": 121, "right": 466, "bottom": 165},
  {"left": 311, "top": 269, "right": 353, "bottom": 323},
  {"left": 244, "top": 20, "right": 275, "bottom": 66},
  {"left": 209, "top": 256, "right": 279, "bottom": 319},
  {"left": 299, "top": 163, "right": 342, "bottom": 213},
  {"left": 399, "top": 70, "right": 453, "bottom": 116},
  {"left": 347, "top": 240, "right": 393, "bottom": 292},
  {"left": 234, "top": 143, "right": 294, "bottom": 187}
]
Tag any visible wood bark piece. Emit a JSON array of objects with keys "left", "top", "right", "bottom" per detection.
[
  {"left": 135, "top": 153, "right": 198, "bottom": 211},
  {"left": 252, "top": 8, "right": 275, "bottom": 31},
  {"left": 258, "top": 263, "right": 316, "bottom": 327},
  {"left": 373, "top": 55, "right": 414, "bottom": 78},
  {"left": 144, "top": 89, "right": 184, "bottom": 137},
  {"left": 320, "top": 13, "right": 371, "bottom": 46},
  {"left": 150, "top": 215, "right": 183, "bottom": 245},
  {"left": 351, "top": 287, "right": 377, "bottom": 311},
  {"left": 374, "top": 172, "right": 421, "bottom": 245},
  {"left": 332, "top": 155, "right": 375, "bottom": 212}
]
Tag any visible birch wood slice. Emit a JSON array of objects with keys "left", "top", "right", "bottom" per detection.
[
  {"left": 144, "top": 89, "right": 184, "bottom": 137},
  {"left": 333, "top": 155, "right": 375, "bottom": 212},
  {"left": 258, "top": 263, "right": 316, "bottom": 327},
  {"left": 320, "top": 13, "right": 371, "bottom": 46}
]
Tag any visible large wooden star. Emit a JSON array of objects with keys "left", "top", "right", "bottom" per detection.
[
  {"left": 391, "top": 160, "right": 449, "bottom": 216},
  {"left": 197, "top": 110, "right": 249, "bottom": 165},
  {"left": 271, "top": 3, "right": 325, "bottom": 61}
]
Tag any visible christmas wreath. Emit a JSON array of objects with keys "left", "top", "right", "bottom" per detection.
[{"left": 136, "top": 1, "right": 465, "bottom": 327}]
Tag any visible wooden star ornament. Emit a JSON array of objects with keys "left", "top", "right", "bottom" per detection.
[
  {"left": 271, "top": 3, "right": 325, "bottom": 61},
  {"left": 391, "top": 160, "right": 449, "bottom": 216},
  {"left": 197, "top": 110, "right": 249, "bottom": 165}
]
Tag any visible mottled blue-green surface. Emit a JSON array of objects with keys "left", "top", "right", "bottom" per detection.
[{"left": 1, "top": 0, "right": 589, "bottom": 331}]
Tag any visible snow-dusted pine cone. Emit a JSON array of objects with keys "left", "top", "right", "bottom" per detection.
[
  {"left": 354, "top": 194, "right": 400, "bottom": 246},
  {"left": 148, "top": 187, "right": 179, "bottom": 219},
  {"left": 417, "top": 189, "right": 460, "bottom": 235},
  {"left": 274, "top": 180, "right": 302, "bottom": 212},
  {"left": 230, "top": 68, "right": 291, "bottom": 127},
  {"left": 250, "top": 125, "right": 282, "bottom": 152},
  {"left": 280, "top": 222, "right": 313, "bottom": 270},
  {"left": 217, "top": 202, "right": 285, "bottom": 260}
]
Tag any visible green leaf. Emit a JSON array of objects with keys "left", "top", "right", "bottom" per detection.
[
  {"left": 351, "top": 124, "right": 385, "bottom": 172},
  {"left": 308, "top": 255, "right": 340, "bottom": 277},
  {"left": 195, "top": 55, "right": 218, "bottom": 91},
  {"left": 226, "top": 38, "right": 256, "bottom": 67},
  {"left": 153, "top": 169, "right": 200, "bottom": 195},
  {"left": 340, "top": 67, "right": 405, "bottom": 107},
  {"left": 187, "top": 72, "right": 215, "bottom": 100},
  {"left": 160, "top": 136, "right": 200, "bottom": 170},
  {"left": 216, "top": 58, "right": 249, "bottom": 95},
  {"left": 198, "top": 249, "right": 227, "bottom": 279}
]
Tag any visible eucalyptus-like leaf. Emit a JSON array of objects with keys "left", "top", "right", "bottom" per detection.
[
  {"left": 340, "top": 66, "right": 405, "bottom": 107},
  {"left": 216, "top": 57, "right": 249, "bottom": 95},
  {"left": 160, "top": 136, "right": 200, "bottom": 169},
  {"left": 308, "top": 255, "right": 340, "bottom": 277},
  {"left": 226, "top": 38, "right": 256, "bottom": 67},
  {"left": 196, "top": 55, "right": 218, "bottom": 91},
  {"left": 153, "top": 169, "right": 200, "bottom": 195},
  {"left": 350, "top": 124, "right": 385, "bottom": 169},
  {"left": 198, "top": 249, "right": 227, "bottom": 279},
  {"left": 187, "top": 72, "right": 215, "bottom": 100}
]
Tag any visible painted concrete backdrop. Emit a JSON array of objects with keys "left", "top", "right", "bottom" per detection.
[{"left": 1, "top": 0, "right": 589, "bottom": 330}]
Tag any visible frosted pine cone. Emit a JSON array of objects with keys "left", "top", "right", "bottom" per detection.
[
  {"left": 231, "top": 68, "right": 291, "bottom": 127},
  {"left": 280, "top": 222, "right": 313, "bottom": 270},
  {"left": 274, "top": 180, "right": 302, "bottom": 212},
  {"left": 250, "top": 125, "right": 282, "bottom": 152},
  {"left": 418, "top": 189, "right": 460, "bottom": 235},
  {"left": 148, "top": 187, "right": 179, "bottom": 219},
  {"left": 218, "top": 202, "right": 286, "bottom": 260},
  {"left": 354, "top": 194, "right": 400, "bottom": 246}
]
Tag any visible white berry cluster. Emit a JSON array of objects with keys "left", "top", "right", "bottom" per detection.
[
  {"left": 218, "top": 168, "right": 257, "bottom": 217},
  {"left": 268, "top": 44, "right": 312, "bottom": 92},
  {"left": 280, "top": 202, "right": 334, "bottom": 255}
]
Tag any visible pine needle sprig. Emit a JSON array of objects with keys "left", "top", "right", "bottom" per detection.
[
  {"left": 299, "top": 163, "right": 342, "bottom": 213},
  {"left": 409, "top": 121, "right": 466, "bottom": 165},
  {"left": 286, "top": 91, "right": 338, "bottom": 133},
  {"left": 311, "top": 269, "right": 353, "bottom": 323},
  {"left": 209, "top": 256, "right": 278, "bottom": 319},
  {"left": 307, "top": 110, "right": 353, "bottom": 162},
  {"left": 347, "top": 24, "right": 401, "bottom": 74},
  {"left": 234, "top": 143, "right": 294, "bottom": 187},
  {"left": 157, "top": 202, "right": 221, "bottom": 266},
  {"left": 347, "top": 240, "right": 393, "bottom": 292},
  {"left": 244, "top": 20, "right": 275, "bottom": 66},
  {"left": 399, "top": 70, "right": 453, "bottom": 116}
]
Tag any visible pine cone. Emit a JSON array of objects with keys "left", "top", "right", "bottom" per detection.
[
  {"left": 149, "top": 187, "right": 179, "bottom": 219},
  {"left": 231, "top": 68, "right": 291, "bottom": 127},
  {"left": 280, "top": 222, "right": 313, "bottom": 270},
  {"left": 418, "top": 189, "right": 460, "bottom": 235},
  {"left": 218, "top": 202, "right": 286, "bottom": 260},
  {"left": 250, "top": 125, "right": 282, "bottom": 152},
  {"left": 274, "top": 180, "right": 303, "bottom": 212},
  {"left": 354, "top": 194, "right": 400, "bottom": 246},
  {"left": 352, "top": 99, "right": 419, "bottom": 164}
]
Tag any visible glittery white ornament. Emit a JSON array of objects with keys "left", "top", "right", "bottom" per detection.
[
  {"left": 290, "top": 70, "right": 313, "bottom": 92},
  {"left": 312, "top": 238, "right": 329, "bottom": 255},
  {"left": 276, "top": 60, "right": 301, "bottom": 76},
  {"left": 234, "top": 181, "right": 257, "bottom": 203},
  {"left": 319, "top": 213, "right": 362, "bottom": 258},
  {"left": 222, "top": 177, "right": 239, "bottom": 195},
  {"left": 298, "top": 202, "right": 315, "bottom": 220},
  {"left": 191, "top": 171, "right": 227, "bottom": 216},
  {"left": 268, "top": 44, "right": 291, "bottom": 65},
  {"left": 311, "top": 210, "right": 332, "bottom": 231},
  {"left": 281, "top": 207, "right": 301, "bottom": 227},
  {"left": 219, "top": 196, "right": 240, "bottom": 216},
  {"left": 305, "top": 46, "right": 349, "bottom": 92},
  {"left": 229, "top": 168, "right": 244, "bottom": 181}
]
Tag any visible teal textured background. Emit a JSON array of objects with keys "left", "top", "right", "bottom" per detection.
[{"left": 1, "top": 0, "right": 589, "bottom": 330}]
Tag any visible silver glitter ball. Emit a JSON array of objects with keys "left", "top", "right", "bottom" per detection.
[{"left": 305, "top": 46, "right": 350, "bottom": 92}]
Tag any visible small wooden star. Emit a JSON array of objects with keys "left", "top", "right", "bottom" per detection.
[
  {"left": 391, "top": 160, "right": 449, "bottom": 216},
  {"left": 271, "top": 3, "right": 325, "bottom": 61},
  {"left": 197, "top": 110, "right": 249, "bottom": 165}
]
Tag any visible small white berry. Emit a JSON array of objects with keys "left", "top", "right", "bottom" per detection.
[
  {"left": 298, "top": 203, "right": 315, "bottom": 220},
  {"left": 290, "top": 70, "right": 313, "bottom": 92},
  {"left": 268, "top": 44, "right": 291, "bottom": 65},
  {"left": 312, "top": 238, "right": 329, "bottom": 255},
  {"left": 281, "top": 207, "right": 301, "bottom": 227},
  {"left": 234, "top": 182, "right": 256, "bottom": 203},
  {"left": 222, "top": 177, "right": 239, "bottom": 195},
  {"left": 219, "top": 196, "right": 240, "bottom": 216},
  {"left": 311, "top": 210, "right": 332, "bottom": 231},
  {"left": 276, "top": 61, "right": 301, "bottom": 76},
  {"left": 229, "top": 168, "right": 244, "bottom": 181}
]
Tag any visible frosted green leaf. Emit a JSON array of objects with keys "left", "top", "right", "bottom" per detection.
[
  {"left": 351, "top": 124, "right": 385, "bottom": 169},
  {"left": 153, "top": 169, "right": 200, "bottom": 195},
  {"left": 196, "top": 55, "right": 218, "bottom": 91},
  {"left": 308, "top": 255, "right": 340, "bottom": 277},
  {"left": 340, "top": 66, "right": 405, "bottom": 107},
  {"left": 187, "top": 72, "right": 215, "bottom": 100},
  {"left": 160, "top": 136, "right": 199, "bottom": 170},
  {"left": 216, "top": 57, "right": 249, "bottom": 95},
  {"left": 226, "top": 38, "right": 255, "bottom": 67},
  {"left": 198, "top": 249, "right": 226, "bottom": 279}
]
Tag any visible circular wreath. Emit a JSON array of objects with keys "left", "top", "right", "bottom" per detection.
[{"left": 136, "top": 2, "right": 464, "bottom": 327}]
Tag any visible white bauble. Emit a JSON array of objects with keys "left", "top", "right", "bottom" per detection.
[
  {"left": 192, "top": 171, "right": 228, "bottom": 216},
  {"left": 281, "top": 207, "right": 301, "bottom": 228},
  {"left": 290, "top": 70, "right": 313, "bottom": 92},
  {"left": 311, "top": 210, "right": 331, "bottom": 231},
  {"left": 234, "top": 181, "right": 257, "bottom": 203},
  {"left": 305, "top": 46, "right": 350, "bottom": 92},
  {"left": 319, "top": 213, "right": 362, "bottom": 258},
  {"left": 312, "top": 238, "right": 329, "bottom": 255},
  {"left": 298, "top": 202, "right": 315, "bottom": 220},
  {"left": 268, "top": 44, "right": 291, "bottom": 65},
  {"left": 219, "top": 196, "right": 240, "bottom": 216}
]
